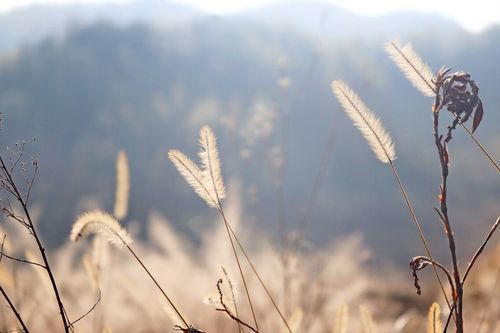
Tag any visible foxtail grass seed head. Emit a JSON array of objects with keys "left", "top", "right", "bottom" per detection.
[
  {"left": 331, "top": 80, "right": 396, "bottom": 163},
  {"left": 113, "top": 150, "right": 130, "bottom": 220},
  {"left": 427, "top": 302, "right": 442, "bottom": 333},
  {"left": 199, "top": 126, "right": 226, "bottom": 202},
  {"left": 385, "top": 40, "right": 435, "bottom": 97},
  {"left": 71, "top": 210, "right": 132, "bottom": 248},
  {"left": 168, "top": 149, "right": 218, "bottom": 208},
  {"left": 169, "top": 125, "right": 225, "bottom": 209}
]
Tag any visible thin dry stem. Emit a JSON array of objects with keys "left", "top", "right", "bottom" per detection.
[
  {"left": 432, "top": 109, "right": 462, "bottom": 332},
  {"left": 125, "top": 243, "right": 190, "bottom": 328},
  {"left": 225, "top": 222, "right": 293, "bottom": 333},
  {"left": 0, "top": 154, "right": 70, "bottom": 333},
  {"left": 388, "top": 160, "right": 453, "bottom": 314},
  {"left": 457, "top": 120, "right": 500, "bottom": 173},
  {"left": 462, "top": 215, "right": 500, "bottom": 284},
  {"left": 216, "top": 279, "right": 260, "bottom": 333}
]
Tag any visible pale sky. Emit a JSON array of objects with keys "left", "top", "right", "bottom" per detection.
[{"left": 0, "top": 0, "right": 499, "bottom": 32}]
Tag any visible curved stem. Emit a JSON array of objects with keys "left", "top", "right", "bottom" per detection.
[
  {"left": 462, "top": 215, "right": 500, "bottom": 285},
  {"left": 411, "top": 256, "right": 456, "bottom": 299},
  {"left": 125, "top": 244, "right": 189, "bottom": 328},
  {"left": 388, "top": 160, "right": 454, "bottom": 316}
]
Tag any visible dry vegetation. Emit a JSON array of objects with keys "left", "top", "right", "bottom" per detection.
[{"left": 0, "top": 40, "right": 499, "bottom": 333}]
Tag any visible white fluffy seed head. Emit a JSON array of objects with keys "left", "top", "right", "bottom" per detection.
[
  {"left": 331, "top": 80, "right": 396, "bottom": 164},
  {"left": 71, "top": 210, "right": 132, "bottom": 248},
  {"left": 385, "top": 40, "right": 435, "bottom": 97},
  {"left": 169, "top": 125, "right": 226, "bottom": 209}
]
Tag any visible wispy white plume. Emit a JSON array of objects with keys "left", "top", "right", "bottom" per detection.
[
  {"left": 199, "top": 126, "right": 226, "bottom": 203},
  {"left": 169, "top": 126, "right": 225, "bottom": 209},
  {"left": 427, "top": 302, "right": 442, "bottom": 333},
  {"left": 113, "top": 150, "right": 130, "bottom": 220},
  {"left": 385, "top": 40, "right": 435, "bottom": 97},
  {"left": 334, "top": 303, "right": 349, "bottom": 333},
  {"left": 331, "top": 81, "right": 396, "bottom": 163},
  {"left": 70, "top": 210, "right": 132, "bottom": 247},
  {"left": 168, "top": 149, "right": 218, "bottom": 208}
]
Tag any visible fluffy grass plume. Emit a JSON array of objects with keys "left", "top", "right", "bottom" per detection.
[
  {"left": 359, "top": 305, "right": 377, "bottom": 333},
  {"left": 199, "top": 125, "right": 226, "bottom": 202},
  {"left": 385, "top": 40, "right": 435, "bottom": 97},
  {"left": 168, "top": 149, "right": 218, "bottom": 207},
  {"left": 70, "top": 210, "right": 132, "bottom": 247},
  {"left": 113, "top": 150, "right": 130, "bottom": 220},
  {"left": 331, "top": 81, "right": 396, "bottom": 163},
  {"left": 427, "top": 302, "right": 442, "bottom": 333},
  {"left": 169, "top": 125, "right": 225, "bottom": 208},
  {"left": 333, "top": 303, "right": 349, "bottom": 333}
]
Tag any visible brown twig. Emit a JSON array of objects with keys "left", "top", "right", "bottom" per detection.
[
  {"left": 0, "top": 236, "right": 29, "bottom": 332},
  {"left": 409, "top": 256, "right": 456, "bottom": 299},
  {"left": 0, "top": 250, "right": 46, "bottom": 269},
  {"left": 68, "top": 289, "right": 101, "bottom": 327},
  {"left": 387, "top": 160, "right": 454, "bottom": 317},
  {"left": 216, "top": 279, "right": 260, "bottom": 333},
  {"left": 444, "top": 216, "right": 500, "bottom": 332},
  {"left": 0, "top": 286, "right": 29, "bottom": 333},
  {"left": 0, "top": 154, "right": 70, "bottom": 333},
  {"left": 433, "top": 108, "right": 462, "bottom": 332},
  {"left": 462, "top": 215, "right": 500, "bottom": 284},
  {"left": 225, "top": 222, "right": 293, "bottom": 333}
]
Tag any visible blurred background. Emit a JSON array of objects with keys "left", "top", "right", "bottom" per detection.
[
  {"left": 0, "top": 1, "right": 499, "bottom": 331},
  {"left": 0, "top": 0, "right": 499, "bottom": 274}
]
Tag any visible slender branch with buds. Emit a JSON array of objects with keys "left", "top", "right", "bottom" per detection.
[{"left": 0, "top": 145, "right": 70, "bottom": 333}]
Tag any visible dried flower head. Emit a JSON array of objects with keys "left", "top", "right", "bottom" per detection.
[{"left": 436, "top": 70, "right": 484, "bottom": 132}]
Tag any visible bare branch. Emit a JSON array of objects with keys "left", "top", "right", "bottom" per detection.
[{"left": 215, "top": 279, "right": 260, "bottom": 333}]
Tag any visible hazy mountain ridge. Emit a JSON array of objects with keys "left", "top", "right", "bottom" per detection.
[
  {"left": 0, "top": 14, "right": 498, "bottom": 263},
  {"left": 0, "top": 0, "right": 204, "bottom": 51},
  {"left": 0, "top": 0, "right": 476, "bottom": 52}
]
